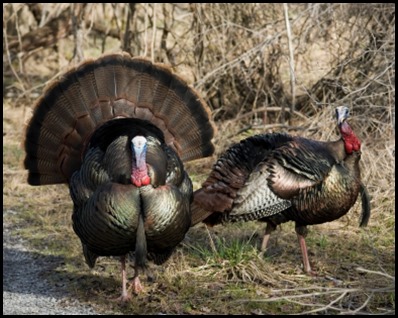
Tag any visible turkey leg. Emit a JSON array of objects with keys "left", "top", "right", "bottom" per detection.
[
  {"left": 296, "top": 233, "right": 314, "bottom": 275},
  {"left": 114, "top": 255, "right": 131, "bottom": 302},
  {"left": 260, "top": 222, "right": 276, "bottom": 251}
]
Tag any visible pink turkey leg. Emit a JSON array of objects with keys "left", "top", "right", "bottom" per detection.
[{"left": 297, "top": 233, "right": 314, "bottom": 275}]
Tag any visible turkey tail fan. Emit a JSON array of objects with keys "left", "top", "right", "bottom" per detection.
[
  {"left": 24, "top": 52, "right": 215, "bottom": 186},
  {"left": 359, "top": 182, "right": 371, "bottom": 227}
]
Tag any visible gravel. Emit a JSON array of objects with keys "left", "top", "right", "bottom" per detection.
[{"left": 3, "top": 209, "right": 120, "bottom": 315}]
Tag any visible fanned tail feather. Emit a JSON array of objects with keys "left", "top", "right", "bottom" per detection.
[{"left": 24, "top": 52, "right": 215, "bottom": 186}]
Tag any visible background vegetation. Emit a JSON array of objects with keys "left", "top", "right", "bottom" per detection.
[{"left": 3, "top": 3, "right": 395, "bottom": 314}]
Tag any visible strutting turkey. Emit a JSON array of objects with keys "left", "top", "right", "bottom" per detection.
[
  {"left": 191, "top": 106, "right": 370, "bottom": 274},
  {"left": 24, "top": 52, "right": 215, "bottom": 301}
]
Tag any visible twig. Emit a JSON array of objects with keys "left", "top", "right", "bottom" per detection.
[
  {"left": 122, "top": 4, "right": 132, "bottom": 52},
  {"left": 194, "top": 31, "right": 284, "bottom": 89},
  {"left": 232, "top": 106, "right": 308, "bottom": 123},
  {"left": 356, "top": 267, "right": 395, "bottom": 280},
  {"left": 3, "top": 18, "right": 26, "bottom": 93},
  {"left": 71, "top": 4, "right": 85, "bottom": 63},
  {"left": 298, "top": 291, "right": 349, "bottom": 314},
  {"left": 238, "top": 288, "right": 361, "bottom": 303},
  {"left": 143, "top": 3, "right": 149, "bottom": 57},
  {"left": 283, "top": 3, "right": 296, "bottom": 121},
  {"left": 342, "top": 293, "right": 373, "bottom": 315},
  {"left": 151, "top": 3, "right": 157, "bottom": 63}
]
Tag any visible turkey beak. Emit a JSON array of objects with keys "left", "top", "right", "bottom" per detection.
[
  {"left": 132, "top": 136, "right": 147, "bottom": 166},
  {"left": 335, "top": 106, "right": 350, "bottom": 126}
]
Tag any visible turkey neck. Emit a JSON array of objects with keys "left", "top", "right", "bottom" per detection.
[
  {"left": 131, "top": 136, "right": 151, "bottom": 187},
  {"left": 326, "top": 121, "right": 361, "bottom": 163},
  {"left": 339, "top": 121, "right": 361, "bottom": 154}
]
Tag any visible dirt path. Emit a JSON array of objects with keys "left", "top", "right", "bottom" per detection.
[{"left": 2, "top": 208, "right": 119, "bottom": 315}]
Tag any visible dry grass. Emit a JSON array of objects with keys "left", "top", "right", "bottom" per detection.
[{"left": 3, "top": 3, "right": 395, "bottom": 315}]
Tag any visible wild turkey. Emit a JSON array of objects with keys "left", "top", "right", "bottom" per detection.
[
  {"left": 191, "top": 106, "right": 370, "bottom": 274},
  {"left": 24, "top": 52, "right": 215, "bottom": 301}
]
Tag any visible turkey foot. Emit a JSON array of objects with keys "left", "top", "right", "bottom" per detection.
[
  {"left": 113, "top": 293, "right": 132, "bottom": 303},
  {"left": 129, "top": 276, "right": 144, "bottom": 294}
]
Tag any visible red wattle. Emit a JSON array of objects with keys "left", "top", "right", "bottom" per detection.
[
  {"left": 340, "top": 121, "right": 361, "bottom": 154},
  {"left": 131, "top": 176, "right": 141, "bottom": 187},
  {"left": 345, "top": 143, "right": 353, "bottom": 154},
  {"left": 131, "top": 175, "right": 151, "bottom": 187},
  {"left": 141, "top": 175, "right": 151, "bottom": 186}
]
